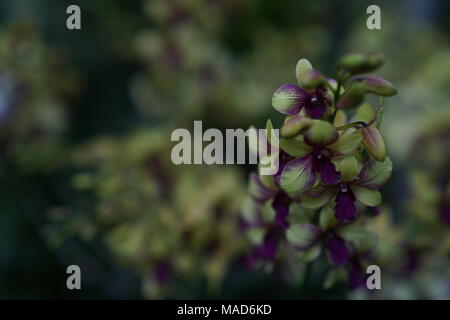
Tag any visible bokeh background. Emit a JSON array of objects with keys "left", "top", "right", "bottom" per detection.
[{"left": 0, "top": 0, "right": 449, "bottom": 299}]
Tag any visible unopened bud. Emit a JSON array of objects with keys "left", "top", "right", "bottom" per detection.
[
  {"left": 361, "top": 126, "right": 386, "bottom": 161},
  {"left": 281, "top": 115, "right": 314, "bottom": 138},
  {"left": 339, "top": 53, "right": 385, "bottom": 74},
  {"left": 304, "top": 120, "right": 338, "bottom": 147},
  {"left": 336, "top": 83, "right": 365, "bottom": 110},
  {"left": 355, "top": 76, "right": 397, "bottom": 97}
]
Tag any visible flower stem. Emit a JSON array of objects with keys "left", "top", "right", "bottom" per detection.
[{"left": 336, "top": 121, "right": 369, "bottom": 131}]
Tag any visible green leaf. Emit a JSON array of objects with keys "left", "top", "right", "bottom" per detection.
[
  {"left": 287, "top": 224, "right": 321, "bottom": 250},
  {"left": 328, "top": 133, "right": 363, "bottom": 155},
  {"left": 352, "top": 185, "right": 381, "bottom": 206}
]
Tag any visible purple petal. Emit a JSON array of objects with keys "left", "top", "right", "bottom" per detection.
[
  {"left": 304, "top": 89, "right": 328, "bottom": 119},
  {"left": 249, "top": 173, "right": 278, "bottom": 203},
  {"left": 334, "top": 186, "right": 357, "bottom": 222},
  {"left": 327, "top": 234, "right": 350, "bottom": 265},
  {"left": 274, "top": 151, "right": 294, "bottom": 185},
  {"left": 319, "top": 157, "right": 341, "bottom": 185},
  {"left": 272, "top": 84, "right": 308, "bottom": 115},
  {"left": 279, "top": 154, "right": 317, "bottom": 193},
  {"left": 348, "top": 263, "right": 366, "bottom": 289},
  {"left": 255, "top": 231, "right": 278, "bottom": 260},
  {"left": 272, "top": 193, "right": 291, "bottom": 229}
]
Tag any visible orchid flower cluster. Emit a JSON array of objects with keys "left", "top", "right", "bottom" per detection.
[{"left": 242, "top": 53, "right": 396, "bottom": 288}]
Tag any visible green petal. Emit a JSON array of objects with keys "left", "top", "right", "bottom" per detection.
[
  {"left": 286, "top": 223, "right": 321, "bottom": 250},
  {"left": 323, "top": 268, "right": 346, "bottom": 289},
  {"left": 319, "top": 206, "right": 339, "bottom": 230},
  {"left": 279, "top": 136, "right": 313, "bottom": 157},
  {"left": 300, "top": 188, "right": 335, "bottom": 209},
  {"left": 328, "top": 133, "right": 363, "bottom": 154},
  {"left": 332, "top": 155, "right": 362, "bottom": 181},
  {"left": 356, "top": 157, "right": 393, "bottom": 189},
  {"left": 280, "top": 156, "right": 316, "bottom": 193},
  {"left": 299, "top": 244, "right": 321, "bottom": 262},
  {"left": 295, "top": 58, "right": 313, "bottom": 85},
  {"left": 333, "top": 110, "right": 347, "bottom": 128},
  {"left": 352, "top": 185, "right": 381, "bottom": 206}
]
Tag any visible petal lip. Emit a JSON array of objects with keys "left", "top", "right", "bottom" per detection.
[
  {"left": 327, "top": 234, "right": 351, "bottom": 265},
  {"left": 319, "top": 157, "right": 341, "bottom": 185},
  {"left": 272, "top": 84, "right": 307, "bottom": 115},
  {"left": 272, "top": 193, "right": 291, "bottom": 230},
  {"left": 335, "top": 189, "right": 357, "bottom": 222}
]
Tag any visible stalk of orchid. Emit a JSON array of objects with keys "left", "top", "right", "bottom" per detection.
[{"left": 241, "top": 53, "right": 397, "bottom": 289}]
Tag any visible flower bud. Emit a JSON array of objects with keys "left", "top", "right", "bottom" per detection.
[
  {"left": 299, "top": 70, "right": 324, "bottom": 91},
  {"left": 304, "top": 120, "right": 338, "bottom": 147},
  {"left": 355, "top": 76, "right": 397, "bottom": 97},
  {"left": 339, "top": 53, "right": 385, "bottom": 74},
  {"left": 281, "top": 115, "right": 314, "bottom": 138},
  {"left": 361, "top": 126, "right": 386, "bottom": 161},
  {"left": 336, "top": 83, "right": 365, "bottom": 110}
]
